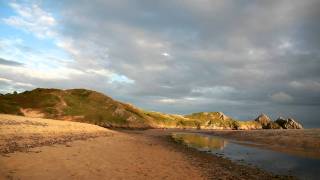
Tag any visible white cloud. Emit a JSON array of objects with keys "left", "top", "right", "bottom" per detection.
[
  {"left": 0, "top": 37, "right": 83, "bottom": 83},
  {"left": 56, "top": 39, "right": 80, "bottom": 56},
  {"left": 290, "top": 80, "right": 320, "bottom": 92},
  {"left": 14, "top": 82, "right": 34, "bottom": 87},
  {"left": 247, "top": 48, "right": 268, "bottom": 60},
  {"left": 109, "top": 74, "right": 135, "bottom": 84},
  {"left": 278, "top": 40, "right": 293, "bottom": 50},
  {"left": 0, "top": 65, "right": 83, "bottom": 80},
  {"left": 87, "top": 69, "right": 113, "bottom": 77},
  {"left": 3, "top": 2, "right": 57, "bottom": 39},
  {"left": 0, "top": 77, "right": 34, "bottom": 94},
  {"left": 158, "top": 98, "right": 177, "bottom": 104},
  {"left": 136, "top": 39, "right": 164, "bottom": 49},
  {"left": 0, "top": 77, "right": 12, "bottom": 83},
  {"left": 192, "top": 86, "right": 235, "bottom": 95},
  {"left": 86, "top": 68, "right": 134, "bottom": 84},
  {"left": 161, "top": 52, "right": 170, "bottom": 57},
  {"left": 144, "top": 64, "right": 167, "bottom": 71},
  {"left": 270, "top": 92, "right": 294, "bottom": 103}
]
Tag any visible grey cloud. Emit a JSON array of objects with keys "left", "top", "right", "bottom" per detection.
[
  {"left": 2, "top": 0, "right": 319, "bottom": 127},
  {"left": 0, "top": 57, "right": 23, "bottom": 66},
  {"left": 270, "top": 92, "right": 294, "bottom": 104},
  {"left": 49, "top": 0, "right": 320, "bottom": 127}
]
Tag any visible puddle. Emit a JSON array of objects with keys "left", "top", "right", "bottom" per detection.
[{"left": 172, "top": 132, "right": 320, "bottom": 180}]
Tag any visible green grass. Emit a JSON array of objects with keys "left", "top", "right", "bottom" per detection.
[
  {"left": 0, "top": 88, "right": 151, "bottom": 128},
  {"left": 0, "top": 89, "right": 59, "bottom": 115},
  {"left": 0, "top": 98, "right": 22, "bottom": 115},
  {"left": 61, "top": 89, "right": 148, "bottom": 127}
]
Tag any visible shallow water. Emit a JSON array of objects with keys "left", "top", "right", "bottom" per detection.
[{"left": 172, "top": 132, "right": 320, "bottom": 180}]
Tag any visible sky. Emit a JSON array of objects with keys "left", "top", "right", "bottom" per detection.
[{"left": 0, "top": 0, "right": 319, "bottom": 127}]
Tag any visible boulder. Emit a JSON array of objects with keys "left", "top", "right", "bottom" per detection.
[
  {"left": 255, "top": 113, "right": 272, "bottom": 128},
  {"left": 275, "top": 117, "right": 303, "bottom": 129},
  {"left": 274, "top": 117, "right": 287, "bottom": 127}
]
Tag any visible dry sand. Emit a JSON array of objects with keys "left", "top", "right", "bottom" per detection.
[
  {"left": 0, "top": 114, "right": 291, "bottom": 180},
  {"left": 0, "top": 114, "right": 110, "bottom": 154}
]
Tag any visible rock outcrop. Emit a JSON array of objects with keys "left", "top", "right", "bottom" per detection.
[
  {"left": 217, "top": 112, "right": 230, "bottom": 120},
  {"left": 274, "top": 117, "right": 303, "bottom": 129},
  {"left": 254, "top": 114, "right": 303, "bottom": 129},
  {"left": 254, "top": 113, "right": 272, "bottom": 128},
  {"left": 266, "top": 121, "right": 282, "bottom": 129}
]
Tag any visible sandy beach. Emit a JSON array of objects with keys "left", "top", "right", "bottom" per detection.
[{"left": 0, "top": 114, "right": 293, "bottom": 179}]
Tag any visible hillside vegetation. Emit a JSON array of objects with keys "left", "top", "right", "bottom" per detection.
[
  {"left": 0, "top": 88, "right": 302, "bottom": 129},
  {"left": 0, "top": 88, "right": 152, "bottom": 128}
]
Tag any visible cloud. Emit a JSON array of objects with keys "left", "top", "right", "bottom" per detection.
[
  {"left": 158, "top": 98, "right": 177, "bottom": 104},
  {"left": 86, "top": 69, "right": 134, "bottom": 84},
  {"left": 0, "top": 77, "right": 33, "bottom": 94},
  {"left": 48, "top": 0, "right": 320, "bottom": 127},
  {"left": 0, "top": 57, "right": 23, "bottom": 66},
  {"left": 289, "top": 80, "right": 320, "bottom": 92},
  {"left": 56, "top": 38, "right": 79, "bottom": 56},
  {"left": 191, "top": 86, "right": 235, "bottom": 96},
  {"left": 270, "top": 92, "right": 294, "bottom": 103},
  {"left": 0, "top": 65, "right": 84, "bottom": 80},
  {"left": 3, "top": 2, "right": 57, "bottom": 38},
  {"left": 1, "top": 0, "right": 320, "bottom": 127},
  {"left": 161, "top": 52, "right": 170, "bottom": 57}
]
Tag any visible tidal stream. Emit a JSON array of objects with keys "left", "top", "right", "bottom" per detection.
[{"left": 172, "top": 132, "right": 320, "bottom": 180}]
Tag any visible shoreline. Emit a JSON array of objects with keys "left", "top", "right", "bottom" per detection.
[
  {"left": 1, "top": 130, "right": 294, "bottom": 180},
  {"left": 122, "top": 129, "right": 295, "bottom": 180},
  {"left": 200, "top": 129, "right": 320, "bottom": 159},
  {"left": 0, "top": 115, "right": 296, "bottom": 179}
]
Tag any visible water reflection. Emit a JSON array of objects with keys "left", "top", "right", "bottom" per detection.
[
  {"left": 172, "top": 132, "right": 320, "bottom": 180},
  {"left": 172, "top": 133, "right": 228, "bottom": 150}
]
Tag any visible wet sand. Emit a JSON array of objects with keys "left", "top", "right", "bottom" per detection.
[{"left": 0, "top": 114, "right": 292, "bottom": 180}]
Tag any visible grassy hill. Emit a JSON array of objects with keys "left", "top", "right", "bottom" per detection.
[
  {"left": 145, "top": 111, "right": 261, "bottom": 130},
  {"left": 0, "top": 88, "right": 263, "bottom": 129},
  {"left": 0, "top": 88, "right": 152, "bottom": 128}
]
